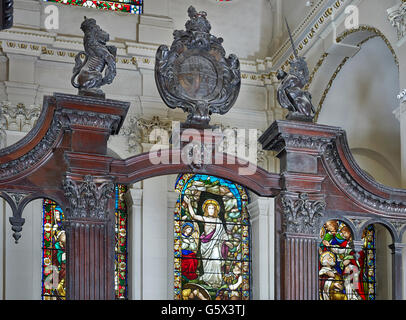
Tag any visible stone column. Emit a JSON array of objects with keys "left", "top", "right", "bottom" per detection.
[
  {"left": 126, "top": 186, "right": 143, "bottom": 300},
  {"left": 389, "top": 242, "right": 405, "bottom": 300},
  {"left": 248, "top": 196, "right": 275, "bottom": 299},
  {"left": 394, "top": 95, "right": 406, "bottom": 188}
]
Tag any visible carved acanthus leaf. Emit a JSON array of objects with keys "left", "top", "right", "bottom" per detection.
[
  {"left": 281, "top": 193, "right": 326, "bottom": 234},
  {"left": 63, "top": 175, "right": 115, "bottom": 220}
]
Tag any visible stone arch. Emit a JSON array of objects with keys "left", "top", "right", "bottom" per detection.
[
  {"left": 308, "top": 25, "right": 399, "bottom": 122},
  {"left": 359, "top": 218, "right": 399, "bottom": 243}
]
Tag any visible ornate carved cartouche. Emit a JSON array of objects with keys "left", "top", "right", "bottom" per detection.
[{"left": 155, "top": 6, "right": 241, "bottom": 128}]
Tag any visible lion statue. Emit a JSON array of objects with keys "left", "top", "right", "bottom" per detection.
[{"left": 71, "top": 17, "right": 117, "bottom": 98}]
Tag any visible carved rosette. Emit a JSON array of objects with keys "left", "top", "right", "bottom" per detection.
[
  {"left": 280, "top": 193, "right": 326, "bottom": 235},
  {"left": 63, "top": 175, "right": 115, "bottom": 220},
  {"left": 155, "top": 6, "right": 241, "bottom": 127}
]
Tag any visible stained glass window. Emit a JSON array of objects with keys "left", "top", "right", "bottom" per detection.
[
  {"left": 318, "top": 220, "right": 376, "bottom": 300},
  {"left": 43, "top": 0, "right": 143, "bottom": 15},
  {"left": 174, "top": 174, "right": 251, "bottom": 300},
  {"left": 115, "top": 184, "right": 129, "bottom": 299},
  {"left": 41, "top": 184, "right": 129, "bottom": 300},
  {"left": 41, "top": 199, "right": 66, "bottom": 300}
]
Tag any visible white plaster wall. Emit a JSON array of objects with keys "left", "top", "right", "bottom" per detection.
[
  {"left": 140, "top": 176, "right": 172, "bottom": 299},
  {"left": 169, "top": 0, "right": 273, "bottom": 60},
  {"left": 317, "top": 37, "right": 401, "bottom": 188},
  {"left": 0, "top": 130, "right": 43, "bottom": 300},
  {"left": 4, "top": 199, "right": 42, "bottom": 300},
  {"left": 374, "top": 224, "right": 393, "bottom": 300}
]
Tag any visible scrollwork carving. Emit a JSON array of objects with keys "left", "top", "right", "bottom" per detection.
[
  {"left": 323, "top": 139, "right": 406, "bottom": 214},
  {"left": 0, "top": 113, "right": 62, "bottom": 180}
]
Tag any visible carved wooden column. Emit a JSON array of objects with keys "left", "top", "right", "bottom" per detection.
[
  {"left": 63, "top": 175, "right": 116, "bottom": 300},
  {"left": 52, "top": 93, "right": 129, "bottom": 300},
  {"left": 260, "top": 120, "right": 331, "bottom": 300}
]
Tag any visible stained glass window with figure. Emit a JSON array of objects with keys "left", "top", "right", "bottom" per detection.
[
  {"left": 41, "top": 184, "right": 129, "bottom": 300},
  {"left": 174, "top": 174, "right": 251, "bottom": 300},
  {"left": 318, "top": 220, "right": 376, "bottom": 300}
]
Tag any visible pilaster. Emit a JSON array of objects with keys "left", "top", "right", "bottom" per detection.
[
  {"left": 394, "top": 93, "right": 406, "bottom": 188},
  {"left": 389, "top": 242, "right": 405, "bottom": 300},
  {"left": 259, "top": 120, "right": 330, "bottom": 300}
]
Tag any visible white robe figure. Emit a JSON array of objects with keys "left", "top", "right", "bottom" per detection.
[
  {"left": 184, "top": 196, "right": 229, "bottom": 289},
  {"left": 199, "top": 219, "right": 228, "bottom": 288}
]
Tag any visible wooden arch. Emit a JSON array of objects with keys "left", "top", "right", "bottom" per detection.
[
  {"left": 1, "top": 91, "right": 406, "bottom": 300},
  {"left": 0, "top": 92, "right": 281, "bottom": 299},
  {"left": 260, "top": 119, "right": 406, "bottom": 300}
]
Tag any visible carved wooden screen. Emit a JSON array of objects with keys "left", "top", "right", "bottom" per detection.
[
  {"left": 41, "top": 184, "right": 129, "bottom": 300},
  {"left": 174, "top": 174, "right": 251, "bottom": 300}
]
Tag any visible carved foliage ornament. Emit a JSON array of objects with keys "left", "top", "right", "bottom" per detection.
[
  {"left": 155, "top": 6, "right": 241, "bottom": 127},
  {"left": 63, "top": 175, "right": 115, "bottom": 220},
  {"left": 281, "top": 193, "right": 326, "bottom": 235},
  {"left": 387, "top": 2, "right": 406, "bottom": 40}
]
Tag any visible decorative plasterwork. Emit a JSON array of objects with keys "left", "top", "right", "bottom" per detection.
[
  {"left": 271, "top": 0, "right": 345, "bottom": 70},
  {"left": 121, "top": 116, "right": 173, "bottom": 153},
  {"left": 397, "top": 88, "right": 406, "bottom": 104},
  {"left": 0, "top": 101, "right": 41, "bottom": 131},
  {"left": 313, "top": 26, "right": 399, "bottom": 122},
  {"left": 387, "top": 1, "right": 406, "bottom": 41}
]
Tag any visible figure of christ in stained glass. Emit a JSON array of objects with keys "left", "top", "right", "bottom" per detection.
[
  {"left": 318, "top": 220, "right": 376, "bottom": 300},
  {"left": 174, "top": 174, "right": 251, "bottom": 301}
]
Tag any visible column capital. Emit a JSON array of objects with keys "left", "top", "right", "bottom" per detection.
[
  {"left": 125, "top": 187, "right": 143, "bottom": 207},
  {"left": 278, "top": 191, "right": 326, "bottom": 236},
  {"left": 389, "top": 242, "right": 406, "bottom": 253},
  {"left": 247, "top": 196, "right": 273, "bottom": 220},
  {"left": 63, "top": 174, "right": 115, "bottom": 221}
]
